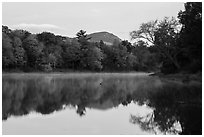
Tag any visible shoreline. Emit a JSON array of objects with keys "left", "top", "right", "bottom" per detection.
[
  {"left": 150, "top": 72, "right": 202, "bottom": 83},
  {"left": 2, "top": 72, "right": 153, "bottom": 78},
  {"left": 3, "top": 72, "right": 201, "bottom": 83}
]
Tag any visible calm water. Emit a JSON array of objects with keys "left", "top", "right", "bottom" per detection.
[{"left": 2, "top": 73, "right": 202, "bottom": 135}]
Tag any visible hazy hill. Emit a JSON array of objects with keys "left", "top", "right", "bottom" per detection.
[{"left": 88, "top": 31, "right": 122, "bottom": 45}]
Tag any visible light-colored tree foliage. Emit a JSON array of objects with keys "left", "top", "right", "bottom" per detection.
[{"left": 130, "top": 17, "right": 181, "bottom": 69}]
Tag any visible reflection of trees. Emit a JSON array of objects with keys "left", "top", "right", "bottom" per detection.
[
  {"left": 76, "top": 105, "right": 86, "bottom": 116},
  {"left": 2, "top": 75, "right": 202, "bottom": 135},
  {"left": 130, "top": 111, "right": 182, "bottom": 134},
  {"left": 3, "top": 76, "right": 150, "bottom": 120},
  {"left": 130, "top": 112, "right": 158, "bottom": 134},
  {"left": 129, "top": 82, "right": 202, "bottom": 135}
]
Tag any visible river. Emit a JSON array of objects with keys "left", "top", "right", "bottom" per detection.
[{"left": 2, "top": 73, "right": 202, "bottom": 135}]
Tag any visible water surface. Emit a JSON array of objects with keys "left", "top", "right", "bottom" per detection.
[{"left": 2, "top": 73, "right": 202, "bottom": 135}]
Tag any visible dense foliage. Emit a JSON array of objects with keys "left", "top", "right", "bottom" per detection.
[
  {"left": 130, "top": 2, "right": 202, "bottom": 74},
  {"left": 2, "top": 26, "right": 159, "bottom": 72},
  {"left": 2, "top": 2, "right": 202, "bottom": 74}
]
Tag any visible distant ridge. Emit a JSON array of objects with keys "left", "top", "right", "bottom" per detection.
[{"left": 88, "top": 31, "right": 122, "bottom": 45}]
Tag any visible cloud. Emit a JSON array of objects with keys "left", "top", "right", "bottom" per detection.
[{"left": 10, "top": 23, "right": 62, "bottom": 34}]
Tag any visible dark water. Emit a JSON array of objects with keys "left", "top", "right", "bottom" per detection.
[{"left": 2, "top": 73, "right": 202, "bottom": 135}]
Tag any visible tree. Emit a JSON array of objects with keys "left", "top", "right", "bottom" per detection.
[
  {"left": 2, "top": 25, "right": 12, "bottom": 35},
  {"left": 121, "top": 40, "right": 133, "bottom": 53},
  {"left": 37, "top": 32, "right": 63, "bottom": 69},
  {"left": 62, "top": 39, "right": 81, "bottom": 69},
  {"left": 76, "top": 30, "right": 103, "bottom": 71},
  {"left": 113, "top": 43, "right": 129, "bottom": 70},
  {"left": 79, "top": 43, "right": 103, "bottom": 71},
  {"left": 13, "top": 37, "right": 26, "bottom": 68},
  {"left": 102, "top": 42, "right": 132, "bottom": 71},
  {"left": 2, "top": 32, "right": 15, "bottom": 68},
  {"left": 130, "top": 20, "right": 158, "bottom": 45},
  {"left": 2, "top": 27, "right": 30, "bottom": 70},
  {"left": 37, "top": 32, "right": 57, "bottom": 45},
  {"left": 154, "top": 17, "right": 181, "bottom": 71},
  {"left": 126, "top": 54, "right": 138, "bottom": 70},
  {"left": 11, "top": 29, "right": 31, "bottom": 41},
  {"left": 76, "top": 30, "right": 91, "bottom": 46},
  {"left": 132, "top": 42, "right": 156, "bottom": 71},
  {"left": 177, "top": 2, "right": 202, "bottom": 72},
  {"left": 23, "top": 34, "right": 43, "bottom": 69},
  {"left": 130, "top": 17, "right": 181, "bottom": 72}
]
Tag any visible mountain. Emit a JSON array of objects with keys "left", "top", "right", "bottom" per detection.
[{"left": 88, "top": 31, "right": 122, "bottom": 45}]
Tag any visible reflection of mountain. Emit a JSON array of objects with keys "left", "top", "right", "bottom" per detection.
[{"left": 2, "top": 74, "right": 202, "bottom": 135}]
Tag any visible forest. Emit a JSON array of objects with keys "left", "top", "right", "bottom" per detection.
[{"left": 2, "top": 2, "right": 202, "bottom": 74}]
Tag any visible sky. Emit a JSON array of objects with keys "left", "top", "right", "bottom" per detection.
[{"left": 2, "top": 2, "right": 184, "bottom": 41}]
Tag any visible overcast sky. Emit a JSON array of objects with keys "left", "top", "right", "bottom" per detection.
[{"left": 3, "top": 2, "right": 184, "bottom": 41}]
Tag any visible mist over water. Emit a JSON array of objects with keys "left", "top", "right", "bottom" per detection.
[{"left": 2, "top": 73, "right": 202, "bottom": 135}]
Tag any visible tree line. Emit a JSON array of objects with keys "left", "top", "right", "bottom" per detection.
[
  {"left": 2, "top": 26, "right": 160, "bottom": 72},
  {"left": 2, "top": 2, "right": 201, "bottom": 74}
]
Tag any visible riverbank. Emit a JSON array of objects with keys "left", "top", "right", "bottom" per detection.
[
  {"left": 3, "top": 71, "right": 202, "bottom": 83},
  {"left": 2, "top": 72, "right": 153, "bottom": 79},
  {"left": 150, "top": 72, "right": 202, "bottom": 83}
]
